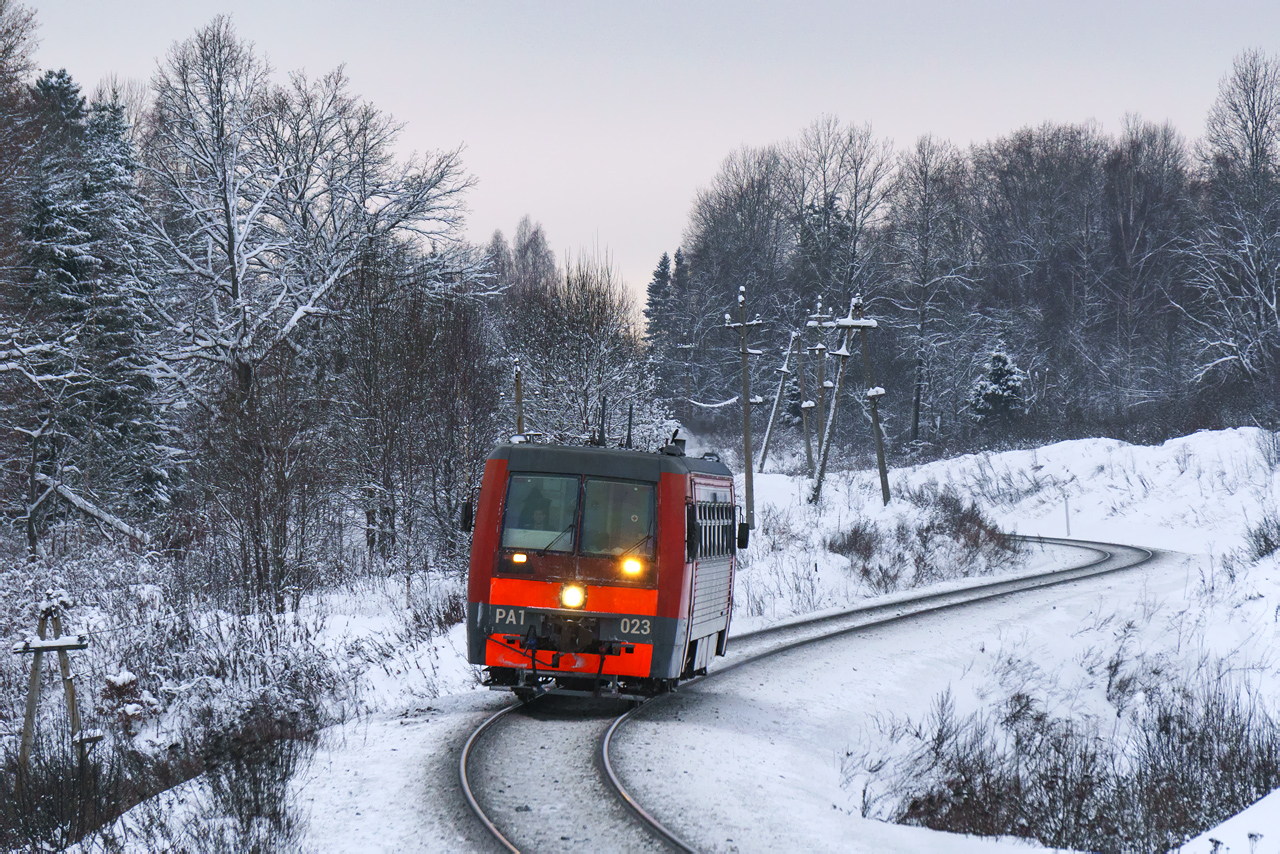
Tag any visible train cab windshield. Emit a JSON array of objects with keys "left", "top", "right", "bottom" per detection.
[
  {"left": 498, "top": 473, "right": 656, "bottom": 580},
  {"left": 581, "top": 478, "right": 654, "bottom": 557},
  {"left": 501, "top": 474, "right": 579, "bottom": 552}
]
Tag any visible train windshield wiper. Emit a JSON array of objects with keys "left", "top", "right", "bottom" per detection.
[
  {"left": 537, "top": 521, "right": 576, "bottom": 556},
  {"left": 617, "top": 530, "right": 654, "bottom": 557}
]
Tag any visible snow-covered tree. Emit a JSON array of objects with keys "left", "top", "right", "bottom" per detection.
[
  {"left": 501, "top": 244, "right": 672, "bottom": 446},
  {"left": 1182, "top": 50, "right": 1280, "bottom": 394},
  {"left": 784, "top": 116, "right": 893, "bottom": 315},
  {"left": 887, "top": 134, "right": 971, "bottom": 443},
  {"left": 2, "top": 70, "right": 162, "bottom": 558},
  {"left": 969, "top": 348, "right": 1026, "bottom": 427}
]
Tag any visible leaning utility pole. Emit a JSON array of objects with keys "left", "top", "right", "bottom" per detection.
[
  {"left": 725, "top": 285, "right": 763, "bottom": 528},
  {"left": 853, "top": 295, "right": 891, "bottom": 506},
  {"left": 810, "top": 299, "right": 857, "bottom": 503},
  {"left": 758, "top": 331, "right": 798, "bottom": 473}
]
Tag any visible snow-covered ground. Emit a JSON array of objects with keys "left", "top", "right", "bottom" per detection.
[
  {"left": 89, "top": 428, "right": 1280, "bottom": 852},
  {"left": 612, "top": 544, "right": 1186, "bottom": 853}
]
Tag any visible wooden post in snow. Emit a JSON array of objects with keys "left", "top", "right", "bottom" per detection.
[
  {"left": 809, "top": 301, "right": 857, "bottom": 504},
  {"left": 14, "top": 590, "right": 101, "bottom": 772},
  {"left": 513, "top": 358, "right": 525, "bottom": 437},
  {"left": 796, "top": 339, "right": 815, "bottom": 475},
  {"left": 806, "top": 302, "right": 833, "bottom": 460}
]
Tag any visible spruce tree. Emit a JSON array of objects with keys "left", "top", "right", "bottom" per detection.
[
  {"left": 969, "top": 347, "right": 1025, "bottom": 427},
  {"left": 644, "top": 251, "right": 671, "bottom": 342},
  {"left": 644, "top": 251, "right": 679, "bottom": 414},
  {"left": 80, "top": 93, "right": 165, "bottom": 513},
  {"left": 15, "top": 72, "right": 163, "bottom": 554}
]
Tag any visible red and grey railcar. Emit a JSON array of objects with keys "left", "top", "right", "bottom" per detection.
[{"left": 465, "top": 438, "right": 746, "bottom": 699}]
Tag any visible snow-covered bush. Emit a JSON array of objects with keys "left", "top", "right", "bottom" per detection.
[
  {"left": 825, "top": 483, "right": 1020, "bottom": 595},
  {"left": 846, "top": 516, "right": 1280, "bottom": 852},
  {"left": 732, "top": 474, "right": 1025, "bottom": 622},
  {"left": 847, "top": 674, "right": 1280, "bottom": 853}
]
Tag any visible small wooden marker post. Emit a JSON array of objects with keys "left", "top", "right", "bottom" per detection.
[{"left": 13, "top": 589, "right": 102, "bottom": 771}]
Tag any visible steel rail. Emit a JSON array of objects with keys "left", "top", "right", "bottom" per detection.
[
  {"left": 601, "top": 705, "right": 698, "bottom": 853},
  {"left": 599, "top": 536, "right": 1155, "bottom": 852},
  {"left": 458, "top": 700, "right": 525, "bottom": 854},
  {"left": 728, "top": 535, "right": 1115, "bottom": 645}
]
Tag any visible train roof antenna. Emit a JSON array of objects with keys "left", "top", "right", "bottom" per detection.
[{"left": 626, "top": 403, "right": 633, "bottom": 449}]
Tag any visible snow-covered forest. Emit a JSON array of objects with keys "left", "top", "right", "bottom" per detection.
[
  {"left": 2, "top": 0, "right": 1280, "bottom": 850},
  {"left": 648, "top": 53, "right": 1280, "bottom": 456}
]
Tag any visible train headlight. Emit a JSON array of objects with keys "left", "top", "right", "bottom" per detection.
[
  {"left": 621, "top": 558, "right": 643, "bottom": 576},
  {"left": 559, "top": 584, "right": 586, "bottom": 609},
  {"left": 511, "top": 553, "right": 527, "bottom": 564}
]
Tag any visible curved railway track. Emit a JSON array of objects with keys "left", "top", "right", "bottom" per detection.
[{"left": 460, "top": 535, "right": 1157, "bottom": 853}]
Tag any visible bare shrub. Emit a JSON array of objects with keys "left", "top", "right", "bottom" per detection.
[
  {"left": 755, "top": 504, "right": 806, "bottom": 554},
  {"left": 196, "top": 694, "right": 318, "bottom": 851},
  {"left": 826, "top": 518, "right": 883, "bottom": 564},
  {"left": 901, "top": 482, "right": 1015, "bottom": 556},
  {"left": 401, "top": 577, "right": 466, "bottom": 645},
  {"left": 0, "top": 716, "right": 128, "bottom": 851},
  {"left": 825, "top": 485, "right": 1020, "bottom": 598},
  {"left": 1245, "top": 504, "right": 1280, "bottom": 560},
  {"left": 853, "top": 677, "right": 1280, "bottom": 853},
  {"left": 1256, "top": 429, "right": 1280, "bottom": 473}
]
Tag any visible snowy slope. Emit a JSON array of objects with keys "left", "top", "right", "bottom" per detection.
[{"left": 92, "top": 428, "right": 1280, "bottom": 852}]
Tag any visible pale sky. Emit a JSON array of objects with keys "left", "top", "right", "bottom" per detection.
[{"left": 28, "top": 1, "right": 1280, "bottom": 297}]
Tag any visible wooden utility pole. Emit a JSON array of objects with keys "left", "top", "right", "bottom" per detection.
[
  {"left": 14, "top": 590, "right": 101, "bottom": 771},
  {"left": 758, "top": 331, "right": 798, "bottom": 473},
  {"left": 796, "top": 341, "right": 815, "bottom": 475},
  {"left": 853, "top": 296, "right": 891, "bottom": 506},
  {"left": 806, "top": 302, "right": 833, "bottom": 459},
  {"left": 725, "top": 285, "right": 763, "bottom": 528}
]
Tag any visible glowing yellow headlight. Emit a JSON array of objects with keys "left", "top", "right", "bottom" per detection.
[
  {"left": 511, "top": 553, "right": 527, "bottom": 563},
  {"left": 622, "top": 558, "right": 643, "bottom": 576},
  {"left": 559, "top": 584, "right": 586, "bottom": 609}
]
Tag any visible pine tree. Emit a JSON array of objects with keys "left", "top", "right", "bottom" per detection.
[
  {"left": 969, "top": 347, "right": 1025, "bottom": 426},
  {"left": 644, "top": 251, "right": 671, "bottom": 342}
]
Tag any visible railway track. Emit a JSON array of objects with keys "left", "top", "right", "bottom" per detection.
[{"left": 459, "top": 535, "right": 1157, "bottom": 853}]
